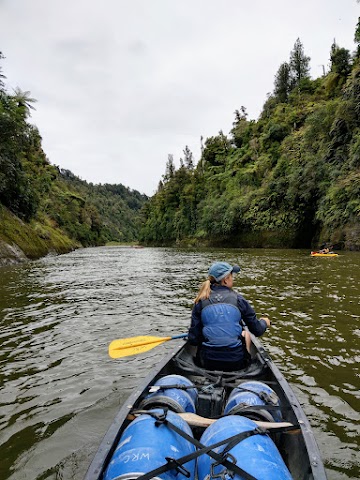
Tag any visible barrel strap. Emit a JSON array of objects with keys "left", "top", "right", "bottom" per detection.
[
  {"left": 147, "top": 384, "right": 196, "bottom": 392},
  {"left": 233, "top": 387, "right": 279, "bottom": 405},
  {"left": 229, "top": 404, "right": 283, "bottom": 411},
  {"left": 148, "top": 382, "right": 225, "bottom": 395},
  {"left": 221, "top": 423, "right": 300, "bottom": 455},
  {"left": 193, "top": 404, "right": 283, "bottom": 423},
  {"left": 132, "top": 410, "right": 262, "bottom": 480}
]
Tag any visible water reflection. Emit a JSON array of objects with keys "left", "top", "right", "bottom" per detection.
[{"left": 0, "top": 247, "right": 359, "bottom": 479}]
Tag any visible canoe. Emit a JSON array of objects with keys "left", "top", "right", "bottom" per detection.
[
  {"left": 85, "top": 336, "right": 327, "bottom": 480},
  {"left": 310, "top": 252, "right": 338, "bottom": 257}
]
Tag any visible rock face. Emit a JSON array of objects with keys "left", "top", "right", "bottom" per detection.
[
  {"left": 343, "top": 224, "right": 360, "bottom": 251},
  {"left": 0, "top": 239, "right": 28, "bottom": 266}
]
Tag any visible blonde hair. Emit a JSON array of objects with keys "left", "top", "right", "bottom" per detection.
[
  {"left": 194, "top": 276, "right": 216, "bottom": 303},
  {"left": 194, "top": 273, "right": 234, "bottom": 303}
]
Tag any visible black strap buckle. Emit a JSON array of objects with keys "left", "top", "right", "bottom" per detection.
[
  {"left": 164, "top": 457, "right": 191, "bottom": 478},
  {"left": 254, "top": 426, "right": 267, "bottom": 435},
  {"left": 154, "top": 407, "right": 168, "bottom": 426},
  {"left": 210, "top": 453, "right": 237, "bottom": 479},
  {"left": 258, "top": 390, "right": 279, "bottom": 405}
]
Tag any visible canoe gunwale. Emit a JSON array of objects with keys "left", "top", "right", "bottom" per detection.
[{"left": 250, "top": 336, "right": 327, "bottom": 479}]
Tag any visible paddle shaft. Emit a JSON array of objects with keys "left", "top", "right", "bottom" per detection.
[{"left": 115, "top": 333, "right": 187, "bottom": 349}]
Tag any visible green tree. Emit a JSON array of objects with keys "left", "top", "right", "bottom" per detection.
[
  {"left": 354, "top": 17, "right": 360, "bottom": 57},
  {"left": 202, "top": 132, "right": 230, "bottom": 166},
  {"left": 330, "top": 42, "right": 351, "bottom": 76},
  {"left": 231, "top": 107, "right": 250, "bottom": 148},
  {"left": 163, "top": 154, "right": 175, "bottom": 182},
  {"left": 183, "top": 145, "right": 194, "bottom": 170},
  {"left": 12, "top": 87, "right": 37, "bottom": 119},
  {"left": 0, "top": 85, "right": 39, "bottom": 220},
  {"left": 233, "top": 106, "right": 248, "bottom": 123},
  {"left": 274, "top": 62, "right": 292, "bottom": 103},
  {"left": 289, "top": 38, "right": 311, "bottom": 86}
]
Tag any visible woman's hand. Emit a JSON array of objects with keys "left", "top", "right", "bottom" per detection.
[{"left": 260, "top": 315, "right": 271, "bottom": 328}]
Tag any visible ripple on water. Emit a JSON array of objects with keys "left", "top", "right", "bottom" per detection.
[{"left": 0, "top": 247, "right": 359, "bottom": 480}]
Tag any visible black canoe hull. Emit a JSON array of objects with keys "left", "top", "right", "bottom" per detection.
[{"left": 85, "top": 337, "right": 327, "bottom": 480}]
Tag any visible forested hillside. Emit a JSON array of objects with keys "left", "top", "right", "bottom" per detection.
[
  {"left": 0, "top": 52, "right": 147, "bottom": 263},
  {"left": 58, "top": 169, "right": 147, "bottom": 244},
  {"left": 140, "top": 21, "right": 360, "bottom": 250}
]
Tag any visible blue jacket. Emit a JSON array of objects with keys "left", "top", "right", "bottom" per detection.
[{"left": 188, "top": 285, "right": 267, "bottom": 363}]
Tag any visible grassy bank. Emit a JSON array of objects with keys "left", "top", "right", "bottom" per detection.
[{"left": 0, "top": 206, "right": 79, "bottom": 266}]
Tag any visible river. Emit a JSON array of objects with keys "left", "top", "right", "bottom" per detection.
[{"left": 0, "top": 247, "right": 359, "bottom": 480}]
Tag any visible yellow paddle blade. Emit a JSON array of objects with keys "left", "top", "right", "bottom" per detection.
[{"left": 108, "top": 335, "right": 171, "bottom": 359}]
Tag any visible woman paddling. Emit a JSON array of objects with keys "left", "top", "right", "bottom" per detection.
[{"left": 188, "top": 261, "right": 271, "bottom": 371}]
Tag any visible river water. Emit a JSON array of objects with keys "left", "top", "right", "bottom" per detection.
[{"left": 0, "top": 247, "right": 359, "bottom": 480}]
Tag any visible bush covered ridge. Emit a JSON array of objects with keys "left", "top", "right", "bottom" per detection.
[
  {"left": 47, "top": 169, "right": 148, "bottom": 246},
  {"left": 140, "top": 28, "right": 360, "bottom": 250},
  {"left": 0, "top": 51, "right": 148, "bottom": 264}
]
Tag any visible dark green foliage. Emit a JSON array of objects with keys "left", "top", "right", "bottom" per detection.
[
  {"left": 274, "top": 62, "right": 292, "bottom": 103},
  {"left": 231, "top": 108, "right": 254, "bottom": 149},
  {"left": 140, "top": 26, "right": 360, "bottom": 250},
  {"left": 330, "top": 42, "right": 351, "bottom": 77},
  {"left": 202, "top": 132, "right": 231, "bottom": 165},
  {"left": 325, "top": 43, "right": 353, "bottom": 98},
  {"left": 354, "top": 17, "right": 360, "bottom": 57},
  {"left": 0, "top": 85, "right": 40, "bottom": 220}
]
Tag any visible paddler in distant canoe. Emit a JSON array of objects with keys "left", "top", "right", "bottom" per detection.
[
  {"left": 319, "top": 243, "right": 334, "bottom": 254},
  {"left": 311, "top": 244, "right": 338, "bottom": 256}
]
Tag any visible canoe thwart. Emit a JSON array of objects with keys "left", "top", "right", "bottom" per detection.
[{"left": 127, "top": 411, "right": 299, "bottom": 432}]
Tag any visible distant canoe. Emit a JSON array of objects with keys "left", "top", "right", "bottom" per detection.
[{"left": 310, "top": 252, "right": 338, "bottom": 257}]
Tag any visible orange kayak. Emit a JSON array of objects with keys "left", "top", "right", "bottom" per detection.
[{"left": 310, "top": 252, "right": 338, "bottom": 257}]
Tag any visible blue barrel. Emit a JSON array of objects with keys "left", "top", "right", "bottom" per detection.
[
  {"left": 197, "top": 416, "right": 292, "bottom": 480},
  {"left": 224, "top": 381, "right": 282, "bottom": 422},
  {"left": 139, "top": 375, "right": 197, "bottom": 413},
  {"left": 104, "top": 409, "right": 196, "bottom": 480}
]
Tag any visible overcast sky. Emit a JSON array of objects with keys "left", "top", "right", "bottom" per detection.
[{"left": 0, "top": 1, "right": 359, "bottom": 196}]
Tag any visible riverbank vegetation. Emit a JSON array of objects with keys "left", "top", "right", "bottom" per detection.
[
  {"left": 140, "top": 22, "right": 360, "bottom": 250},
  {"left": 0, "top": 52, "right": 147, "bottom": 263}
]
